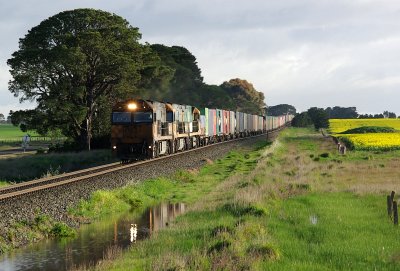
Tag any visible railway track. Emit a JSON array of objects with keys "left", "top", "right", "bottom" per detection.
[{"left": 0, "top": 128, "right": 285, "bottom": 202}]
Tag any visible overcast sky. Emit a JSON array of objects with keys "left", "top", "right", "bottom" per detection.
[{"left": 1, "top": 0, "right": 399, "bottom": 117}]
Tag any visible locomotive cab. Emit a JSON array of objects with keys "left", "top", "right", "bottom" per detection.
[{"left": 111, "top": 100, "right": 155, "bottom": 160}]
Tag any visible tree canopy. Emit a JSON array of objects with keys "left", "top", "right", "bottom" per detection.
[
  {"left": 291, "top": 112, "right": 313, "bottom": 127},
  {"left": 267, "top": 104, "right": 296, "bottom": 116},
  {"left": 307, "top": 107, "right": 329, "bottom": 130},
  {"left": 220, "top": 79, "right": 265, "bottom": 114},
  {"left": 8, "top": 10, "right": 268, "bottom": 150},
  {"left": 8, "top": 8, "right": 165, "bottom": 150},
  {"left": 325, "top": 106, "right": 358, "bottom": 119}
]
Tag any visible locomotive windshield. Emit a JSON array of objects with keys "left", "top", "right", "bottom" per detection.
[
  {"left": 112, "top": 112, "right": 131, "bottom": 123},
  {"left": 112, "top": 111, "right": 153, "bottom": 124},
  {"left": 133, "top": 112, "right": 153, "bottom": 123}
]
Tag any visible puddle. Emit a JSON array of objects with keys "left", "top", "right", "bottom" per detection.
[{"left": 0, "top": 202, "right": 186, "bottom": 271}]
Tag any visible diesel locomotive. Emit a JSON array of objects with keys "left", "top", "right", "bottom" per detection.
[{"left": 111, "top": 99, "right": 293, "bottom": 161}]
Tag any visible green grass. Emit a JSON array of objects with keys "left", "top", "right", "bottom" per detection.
[
  {"left": 0, "top": 150, "right": 117, "bottom": 182},
  {"left": 0, "top": 180, "right": 10, "bottom": 188},
  {"left": 0, "top": 124, "right": 38, "bottom": 139},
  {"left": 265, "top": 193, "right": 399, "bottom": 270},
  {"left": 88, "top": 128, "right": 400, "bottom": 271}
]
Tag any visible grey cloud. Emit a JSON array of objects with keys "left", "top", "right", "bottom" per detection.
[{"left": 0, "top": 0, "right": 399, "bottom": 116}]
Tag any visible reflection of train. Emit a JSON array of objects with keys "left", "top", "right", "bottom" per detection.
[{"left": 111, "top": 99, "right": 293, "bottom": 161}]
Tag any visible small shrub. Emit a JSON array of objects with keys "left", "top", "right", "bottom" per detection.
[
  {"left": 339, "top": 126, "right": 396, "bottom": 134},
  {"left": 0, "top": 236, "right": 10, "bottom": 254},
  {"left": 210, "top": 225, "right": 234, "bottom": 237},
  {"left": 284, "top": 170, "right": 296, "bottom": 176},
  {"left": 41, "top": 165, "right": 61, "bottom": 178},
  {"left": 36, "top": 148, "right": 46, "bottom": 154},
  {"left": 313, "top": 157, "right": 320, "bottom": 162},
  {"left": 208, "top": 239, "right": 232, "bottom": 254},
  {"left": 289, "top": 183, "right": 312, "bottom": 191},
  {"left": 222, "top": 203, "right": 267, "bottom": 217},
  {"left": 50, "top": 222, "right": 76, "bottom": 237},
  {"left": 319, "top": 153, "right": 330, "bottom": 158},
  {"left": 247, "top": 243, "right": 281, "bottom": 260}
]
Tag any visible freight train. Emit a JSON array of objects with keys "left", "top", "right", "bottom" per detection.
[{"left": 111, "top": 99, "right": 293, "bottom": 161}]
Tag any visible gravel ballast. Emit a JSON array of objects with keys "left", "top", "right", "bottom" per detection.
[{"left": 0, "top": 132, "right": 280, "bottom": 251}]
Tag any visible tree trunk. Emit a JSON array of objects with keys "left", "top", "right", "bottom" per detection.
[{"left": 86, "top": 117, "right": 91, "bottom": 151}]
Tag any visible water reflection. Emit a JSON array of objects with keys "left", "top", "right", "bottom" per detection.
[{"left": 0, "top": 202, "right": 185, "bottom": 271}]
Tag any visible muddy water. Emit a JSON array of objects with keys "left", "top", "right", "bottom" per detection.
[{"left": 0, "top": 203, "right": 185, "bottom": 271}]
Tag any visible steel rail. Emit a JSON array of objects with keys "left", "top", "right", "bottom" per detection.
[{"left": 0, "top": 127, "right": 285, "bottom": 201}]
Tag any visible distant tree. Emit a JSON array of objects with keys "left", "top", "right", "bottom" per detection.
[
  {"left": 291, "top": 112, "right": 313, "bottom": 127},
  {"left": 383, "top": 111, "right": 397, "bottom": 118},
  {"left": 267, "top": 104, "right": 296, "bottom": 116},
  {"left": 307, "top": 107, "right": 329, "bottom": 130},
  {"left": 7, "top": 111, "right": 13, "bottom": 123},
  {"left": 8, "top": 9, "right": 166, "bottom": 150},
  {"left": 0, "top": 113, "right": 5, "bottom": 124},
  {"left": 325, "top": 106, "right": 358, "bottom": 119},
  {"left": 220, "top": 78, "right": 265, "bottom": 114}
]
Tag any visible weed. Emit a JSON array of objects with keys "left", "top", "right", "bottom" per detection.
[
  {"left": 247, "top": 243, "right": 281, "bottom": 260},
  {"left": 210, "top": 225, "right": 235, "bottom": 237},
  {"left": 50, "top": 222, "right": 76, "bottom": 237},
  {"left": 319, "top": 152, "right": 330, "bottom": 158},
  {"left": 208, "top": 239, "right": 232, "bottom": 254},
  {"left": 222, "top": 203, "right": 267, "bottom": 217}
]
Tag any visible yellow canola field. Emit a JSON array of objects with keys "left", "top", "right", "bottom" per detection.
[
  {"left": 339, "top": 133, "right": 400, "bottom": 151},
  {"left": 330, "top": 119, "right": 400, "bottom": 150},
  {"left": 329, "top": 119, "right": 400, "bottom": 134}
]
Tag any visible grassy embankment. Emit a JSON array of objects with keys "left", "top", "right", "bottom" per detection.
[
  {"left": 0, "top": 123, "right": 117, "bottom": 184},
  {"left": 0, "top": 150, "right": 117, "bottom": 183},
  {"left": 68, "top": 128, "right": 400, "bottom": 270}
]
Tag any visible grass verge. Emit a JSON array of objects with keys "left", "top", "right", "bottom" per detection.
[
  {"left": 0, "top": 149, "right": 117, "bottom": 183},
  {"left": 85, "top": 128, "right": 400, "bottom": 271}
]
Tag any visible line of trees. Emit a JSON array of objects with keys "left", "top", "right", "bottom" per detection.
[
  {"left": 325, "top": 106, "right": 397, "bottom": 119},
  {"left": 291, "top": 106, "right": 399, "bottom": 130},
  {"left": 8, "top": 9, "right": 266, "bottom": 150},
  {"left": 292, "top": 107, "right": 329, "bottom": 130},
  {"left": 0, "top": 113, "right": 12, "bottom": 124}
]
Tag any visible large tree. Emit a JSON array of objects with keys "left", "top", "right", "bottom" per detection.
[
  {"left": 307, "top": 107, "right": 329, "bottom": 130},
  {"left": 8, "top": 9, "right": 162, "bottom": 150},
  {"left": 220, "top": 79, "right": 265, "bottom": 114},
  {"left": 149, "top": 44, "right": 203, "bottom": 104},
  {"left": 267, "top": 104, "right": 296, "bottom": 116}
]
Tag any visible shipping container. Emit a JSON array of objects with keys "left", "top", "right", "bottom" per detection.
[
  {"left": 229, "top": 111, "right": 236, "bottom": 135},
  {"left": 216, "top": 109, "right": 223, "bottom": 135}
]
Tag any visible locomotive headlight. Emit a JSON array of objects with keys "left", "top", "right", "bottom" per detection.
[
  {"left": 112, "top": 145, "right": 117, "bottom": 150},
  {"left": 127, "top": 103, "right": 137, "bottom": 110}
]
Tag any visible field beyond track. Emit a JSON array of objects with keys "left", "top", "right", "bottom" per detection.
[
  {"left": 70, "top": 128, "right": 400, "bottom": 270},
  {"left": 330, "top": 119, "right": 400, "bottom": 151},
  {"left": 329, "top": 119, "right": 400, "bottom": 134},
  {"left": 0, "top": 124, "right": 38, "bottom": 139}
]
